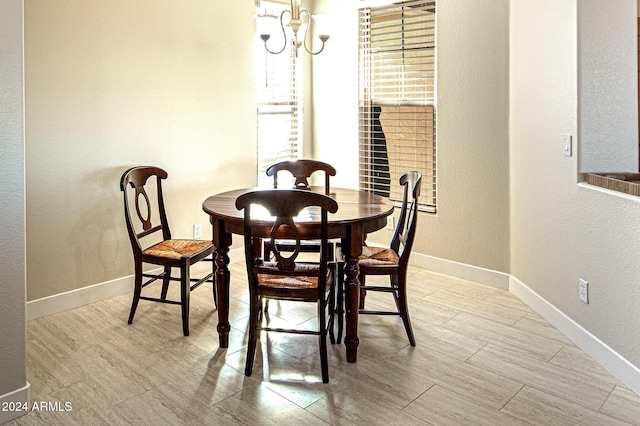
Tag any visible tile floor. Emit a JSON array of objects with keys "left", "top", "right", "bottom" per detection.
[{"left": 8, "top": 263, "right": 640, "bottom": 425}]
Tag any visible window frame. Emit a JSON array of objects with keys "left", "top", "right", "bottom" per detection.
[{"left": 358, "top": 0, "right": 437, "bottom": 212}]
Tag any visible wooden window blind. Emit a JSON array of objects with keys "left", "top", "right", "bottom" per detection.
[
  {"left": 359, "top": 0, "right": 436, "bottom": 211},
  {"left": 256, "top": 2, "right": 302, "bottom": 188}
]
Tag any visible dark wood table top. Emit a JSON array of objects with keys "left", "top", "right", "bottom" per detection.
[{"left": 202, "top": 186, "right": 395, "bottom": 240}]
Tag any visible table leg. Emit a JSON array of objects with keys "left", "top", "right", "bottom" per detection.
[
  {"left": 342, "top": 229, "right": 362, "bottom": 362},
  {"left": 343, "top": 250, "right": 361, "bottom": 363},
  {"left": 213, "top": 225, "right": 232, "bottom": 348}
]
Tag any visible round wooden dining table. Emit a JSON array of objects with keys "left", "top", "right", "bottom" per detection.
[{"left": 202, "top": 186, "right": 394, "bottom": 363}]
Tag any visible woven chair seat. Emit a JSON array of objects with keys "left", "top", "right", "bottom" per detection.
[
  {"left": 258, "top": 274, "right": 319, "bottom": 288},
  {"left": 144, "top": 239, "right": 212, "bottom": 259},
  {"left": 358, "top": 246, "right": 399, "bottom": 266},
  {"left": 258, "top": 261, "right": 321, "bottom": 288}
]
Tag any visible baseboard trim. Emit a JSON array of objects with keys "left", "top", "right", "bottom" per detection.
[
  {"left": 26, "top": 275, "right": 134, "bottom": 321},
  {"left": 26, "top": 249, "right": 246, "bottom": 321},
  {"left": 509, "top": 275, "right": 640, "bottom": 396},
  {"left": 409, "top": 252, "right": 510, "bottom": 290},
  {"left": 0, "top": 382, "right": 30, "bottom": 424}
]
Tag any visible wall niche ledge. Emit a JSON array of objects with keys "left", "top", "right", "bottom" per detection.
[{"left": 586, "top": 173, "right": 640, "bottom": 196}]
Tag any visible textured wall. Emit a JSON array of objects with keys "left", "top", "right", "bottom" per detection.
[
  {"left": 578, "top": 0, "right": 638, "bottom": 172},
  {"left": 510, "top": 0, "right": 640, "bottom": 367},
  {"left": 0, "top": 0, "right": 27, "bottom": 404},
  {"left": 24, "top": 0, "right": 258, "bottom": 301}
]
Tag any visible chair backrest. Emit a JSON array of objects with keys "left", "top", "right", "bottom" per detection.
[
  {"left": 120, "top": 166, "right": 171, "bottom": 256},
  {"left": 266, "top": 159, "right": 336, "bottom": 195},
  {"left": 390, "top": 171, "right": 422, "bottom": 268},
  {"left": 236, "top": 189, "right": 338, "bottom": 294}
]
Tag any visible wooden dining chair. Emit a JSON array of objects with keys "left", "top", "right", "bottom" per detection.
[
  {"left": 120, "top": 166, "right": 215, "bottom": 336},
  {"left": 266, "top": 159, "right": 336, "bottom": 194},
  {"left": 336, "top": 171, "right": 422, "bottom": 346},
  {"left": 263, "top": 159, "right": 337, "bottom": 261},
  {"left": 262, "top": 159, "right": 336, "bottom": 266},
  {"left": 236, "top": 189, "right": 338, "bottom": 383}
]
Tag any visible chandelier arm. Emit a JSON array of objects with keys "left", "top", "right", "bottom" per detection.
[
  {"left": 263, "top": 10, "right": 290, "bottom": 55},
  {"left": 300, "top": 9, "right": 326, "bottom": 56}
]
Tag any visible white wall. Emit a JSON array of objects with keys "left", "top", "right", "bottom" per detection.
[
  {"left": 0, "top": 0, "right": 29, "bottom": 422},
  {"left": 309, "top": 0, "right": 360, "bottom": 187},
  {"left": 312, "top": 0, "right": 511, "bottom": 274},
  {"left": 24, "top": 0, "right": 258, "bottom": 301},
  {"left": 578, "top": 0, "right": 638, "bottom": 172},
  {"left": 510, "top": 0, "right": 640, "bottom": 369}
]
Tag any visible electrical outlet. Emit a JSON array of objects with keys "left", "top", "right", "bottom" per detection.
[
  {"left": 386, "top": 216, "right": 394, "bottom": 230},
  {"left": 579, "top": 278, "right": 589, "bottom": 304},
  {"left": 193, "top": 223, "right": 202, "bottom": 239}
]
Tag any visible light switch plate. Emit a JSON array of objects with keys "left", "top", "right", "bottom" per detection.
[{"left": 563, "top": 134, "right": 572, "bottom": 156}]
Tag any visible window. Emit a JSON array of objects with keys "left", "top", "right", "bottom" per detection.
[
  {"left": 255, "top": 2, "right": 302, "bottom": 188},
  {"left": 359, "top": 0, "right": 436, "bottom": 211}
]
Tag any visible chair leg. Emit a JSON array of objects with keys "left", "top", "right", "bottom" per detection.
[
  {"left": 211, "top": 260, "right": 218, "bottom": 309},
  {"left": 328, "top": 283, "right": 336, "bottom": 345},
  {"left": 318, "top": 299, "right": 329, "bottom": 383},
  {"left": 128, "top": 263, "right": 143, "bottom": 325},
  {"left": 258, "top": 297, "right": 264, "bottom": 323},
  {"left": 395, "top": 275, "right": 415, "bottom": 346},
  {"left": 336, "top": 261, "right": 344, "bottom": 344},
  {"left": 160, "top": 266, "right": 171, "bottom": 300},
  {"left": 359, "top": 275, "right": 367, "bottom": 310},
  {"left": 180, "top": 263, "right": 190, "bottom": 336},
  {"left": 212, "top": 282, "right": 218, "bottom": 309},
  {"left": 245, "top": 294, "right": 260, "bottom": 377}
]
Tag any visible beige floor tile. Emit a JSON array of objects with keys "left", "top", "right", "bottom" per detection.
[
  {"left": 421, "top": 288, "right": 528, "bottom": 326},
  {"left": 468, "top": 343, "right": 615, "bottom": 411},
  {"left": 386, "top": 344, "right": 524, "bottom": 409},
  {"left": 442, "top": 312, "right": 565, "bottom": 362},
  {"left": 410, "top": 323, "right": 488, "bottom": 361},
  {"left": 160, "top": 352, "right": 250, "bottom": 408},
  {"left": 483, "top": 289, "right": 534, "bottom": 313},
  {"left": 549, "top": 344, "right": 625, "bottom": 387},
  {"left": 210, "top": 384, "right": 330, "bottom": 426},
  {"left": 306, "top": 386, "right": 429, "bottom": 425},
  {"left": 114, "top": 386, "right": 228, "bottom": 426},
  {"left": 512, "top": 312, "right": 574, "bottom": 344},
  {"left": 404, "top": 384, "right": 530, "bottom": 426},
  {"left": 369, "top": 315, "right": 488, "bottom": 360},
  {"left": 68, "top": 343, "right": 155, "bottom": 406},
  {"left": 224, "top": 335, "right": 331, "bottom": 391},
  {"left": 25, "top": 344, "right": 83, "bottom": 401},
  {"left": 502, "top": 385, "right": 632, "bottom": 426},
  {"left": 600, "top": 386, "right": 640, "bottom": 425},
  {"left": 327, "top": 355, "right": 435, "bottom": 410}
]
